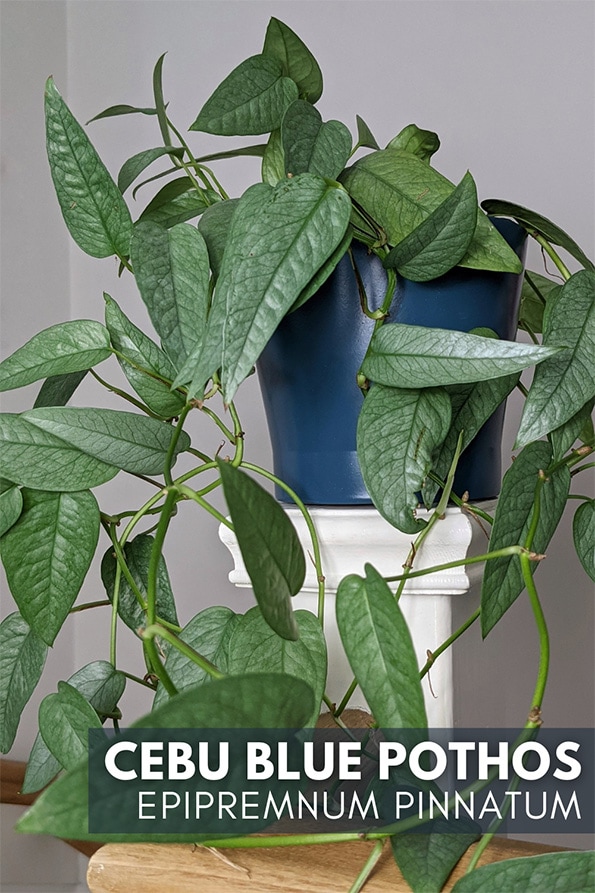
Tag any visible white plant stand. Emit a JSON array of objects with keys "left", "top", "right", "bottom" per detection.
[{"left": 219, "top": 504, "right": 495, "bottom": 728}]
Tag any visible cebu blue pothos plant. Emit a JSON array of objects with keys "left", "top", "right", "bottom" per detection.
[{"left": 0, "top": 17, "right": 593, "bottom": 893}]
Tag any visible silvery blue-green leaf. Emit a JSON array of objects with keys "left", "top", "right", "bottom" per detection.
[
  {"left": 281, "top": 100, "right": 352, "bottom": 180},
  {"left": 218, "top": 461, "right": 305, "bottom": 640},
  {"left": 341, "top": 149, "right": 521, "bottom": 273},
  {"left": 152, "top": 607, "right": 240, "bottom": 709},
  {"left": 451, "top": 850, "right": 595, "bottom": 893},
  {"left": 104, "top": 294, "right": 185, "bottom": 418},
  {"left": 358, "top": 385, "right": 451, "bottom": 534},
  {"left": 178, "top": 174, "right": 351, "bottom": 402},
  {"left": 34, "top": 370, "right": 88, "bottom": 409},
  {"left": 100, "top": 533, "right": 178, "bottom": 634},
  {"left": 386, "top": 123, "right": 440, "bottom": 162},
  {"left": 0, "top": 414, "right": 119, "bottom": 491},
  {"left": 227, "top": 607, "right": 327, "bottom": 726},
  {"left": 356, "top": 115, "right": 380, "bottom": 150},
  {"left": 197, "top": 199, "right": 239, "bottom": 279},
  {"left": 516, "top": 270, "right": 595, "bottom": 448},
  {"left": 362, "top": 324, "right": 557, "bottom": 389},
  {"left": 118, "top": 146, "right": 183, "bottom": 194},
  {"left": 45, "top": 78, "right": 132, "bottom": 259},
  {"left": 289, "top": 227, "right": 352, "bottom": 312},
  {"left": 0, "top": 613, "right": 47, "bottom": 753},
  {"left": 0, "top": 489, "right": 100, "bottom": 645},
  {"left": 0, "top": 320, "right": 110, "bottom": 392},
  {"left": 481, "top": 441, "right": 570, "bottom": 636},
  {"left": 573, "top": 499, "right": 595, "bottom": 582},
  {"left": 383, "top": 172, "right": 478, "bottom": 281},
  {"left": 261, "top": 129, "right": 285, "bottom": 185},
  {"left": 22, "top": 407, "right": 189, "bottom": 476},
  {"left": 519, "top": 271, "right": 561, "bottom": 335},
  {"left": 391, "top": 822, "right": 479, "bottom": 893},
  {"left": 131, "top": 221, "right": 210, "bottom": 366},
  {"left": 336, "top": 564, "right": 427, "bottom": 729},
  {"left": 0, "top": 485, "right": 23, "bottom": 537},
  {"left": 139, "top": 178, "right": 220, "bottom": 228},
  {"left": 550, "top": 398, "right": 595, "bottom": 460},
  {"left": 482, "top": 199, "right": 595, "bottom": 272},
  {"left": 262, "top": 17, "right": 323, "bottom": 103},
  {"left": 190, "top": 55, "right": 298, "bottom": 136},
  {"left": 38, "top": 682, "right": 103, "bottom": 771}
]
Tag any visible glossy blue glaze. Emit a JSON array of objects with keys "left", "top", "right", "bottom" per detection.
[{"left": 257, "top": 219, "right": 527, "bottom": 505}]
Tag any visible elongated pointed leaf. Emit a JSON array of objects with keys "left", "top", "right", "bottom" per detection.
[
  {"left": 227, "top": 607, "right": 327, "bottom": 726},
  {"left": 152, "top": 607, "right": 240, "bottom": 709},
  {"left": 131, "top": 221, "right": 210, "bottom": 366},
  {"left": 0, "top": 489, "right": 100, "bottom": 645},
  {"left": 358, "top": 385, "right": 451, "bottom": 534},
  {"left": 481, "top": 442, "right": 570, "bottom": 636},
  {"left": 190, "top": 54, "right": 298, "bottom": 136},
  {"left": 39, "top": 682, "right": 103, "bottom": 771},
  {"left": 574, "top": 499, "right": 595, "bottom": 582},
  {"left": 45, "top": 78, "right": 133, "bottom": 258},
  {"left": 22, "top": 407, "right": 189, "bottom": 476},
  {"left": 0, "top": 613, "right": 47, "bottom": 753},
  {"left": 118, "top": 146, "right": 183, "bottom": 194},
  {"left": 282, "top": 100, "right": 351, "bottom": 180},
  {"left": 362, "top": 324, "right": 557, "bottom": 389},
  {"left": 262, "top": 17, "right": 323, "bottom": 103},
  {"left": 100, "top": 533, "right": 178, "bottom": 634},
  {"left": 289, "top": 227, "right": 352, "bottom": 312},
  {"left": 384, "top": 172, "right": 478, "bottom": 281},
  {"left": 197, "top": 199, "right": 239, "bottom": 279},
  {"left": 34, "top": 370, "right": 88, "bottom": 408},
  {"left": 387, "top": 124, "right": 440, "bottom": 162},
  {"left": 451, "top": 850, "right": 595, "bottom": 893},
  {"left": 391, "top": 823, "right": 479, "bottom": 893},
  {"left": 0, "top": 320, "right": 110, "bottom": 392},
  {"left": 356, "top": 115, "right": 380, "bottom": 150},
  {"left": 218, "top": 461, "right": 305, "bottom": 640},
  {"left": 105, "top": 294, "right": 185, "bottom": 418},
  {"left": 516, "top": 270, "right": 595, "bottom": 447},
  {"left": 0, "top": 414, "right": 118, "bottom": 491},
  {"left": 550, "top": 398, "right": 595, "bottom": 460},
  {"left": 341, "top": 149, "right": 522, "bottom": 272},
  {"left": 139, "top": 178, "right": 219, "bottom": 228},
  {"left": 87, "top": 104, "right": 157, "bottom": 123},
  {"left": 337, "top": 564, "right": 427, "bottom": 729},
  {"left": 261, "top": 129, "right": 285, "bottom": 185},
  {"left": 519, "top": 271, "right": 561, "bottom": 335},
  {"left": 0, "top": 485, "right": 23, "bottom": 536}
]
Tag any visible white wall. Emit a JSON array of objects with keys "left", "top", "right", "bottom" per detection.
[{"left": 1, "top": 1, "right": 593, "bottom": 886}]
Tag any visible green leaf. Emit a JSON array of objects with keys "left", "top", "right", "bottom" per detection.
[
  {"left": 281, "top": 100, "right": 351, "bottom": 180},
  {"left": 482, "top": 198, "right": 595, "bottom": 272},
  {"left": 336, "top": 564, "right": 427, "bottom": 728},
  {"left": 519, "top": 271, "right": 561, "bottom": 335},
  {"left": 104, "top": 294, "right": 185, "bottom": 418},
  {"left": 341, "top": 149, "right": 521, "bottom": 273},
  {"left": 38, "top": 682, "right": 103, "bottom": 771},
  {"left": 261, "top": 129, "right": 286, "bottom": 185},
  {"left": 87, "top": 104, "right": 157, "bottom": 123},
  {"left": 0, "top": 485, "right": 23, "bottom": 537},
  {"left": 362, "top": 324, "right": 556, "bottom": 389},
  {"left": 550, "top": 398, "right": 595, "bottom": 460},
  {"left": 386, "top": 124, "right": 440, "bottom": 162},
  {"left": 515, "top": 270, "right": 595, "bottom": 448},
  {"left": 0, "top": 613, "right": 47, "bottom": 753},
  {"left": 358, "top": 385, "right": 451, "bottom": 534},
  {"left": 34, "top": 370, "right": 88, "bottom": 408},
  {"left": 356, "top": 115, "right": 380, "bottom": 150},
  {"left": 289, "top": 227, "right": 352, "bottom": 312},
  {"left": 22, "top": 407, "right": 190, "bottom": 476},
  {"left": 152, "top": 607, "right": 240, "bottom": 709},
  {"left": 574, "top": 499, "right": 595, "bottom": 582},
  {"left": 45, "top": 78, "right": 133, "bottom": 259},
  {"left": 262, "top": 17, "right": 323, "bottom": 103},
  {"left": 0, "top": 414, "right": 119, "bottom": 491},
  {"left": 118, "top": 146, "right": 184, "bottom": 194},
  {"left": 178, "top": 174, "right": 351, "bottom": 402},
  {"left": 481, "top": 441, "right": 570, "bottom": 635},
  {"left": 22, "top": 661, "right": 126, "bottom": 794},
  {"left": 197, "top": 199, "right": 239, "bottom": 279},
  {"left": 190, "top": 54, "right": 298, "bottom": 136},
  {"left": 383, "top": 172, "right": 478, "bottom": 281},
  {"left": 391, "top": 823, "right": 479, "bottom": 893},
  {"left": 131, "top": 221, "right": 210, "bottom": 366},
  {"left": 218, "top": 461, "right": 305, "bottom": 641},
  {"left": 227, "top": 607, "right": 327, "bottom": 726},
  {"left": 451, "top": 850, "right": 595, "bottom": 893},
  {"left": 0, "top": 489, "right": 100, "bottom": 645},
  {"left": 0, "top": 320, "right": 110, "bottom": 392},
  {"left": 100, "top": 533, "right": 178, "bottom": 634},
  {"left": 139, "top": 178, "right": 219, "bottom": 228}
]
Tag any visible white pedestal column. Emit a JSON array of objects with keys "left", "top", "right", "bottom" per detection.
[{"left": 219, "top": 504, "right": 494, "bottom": 728}]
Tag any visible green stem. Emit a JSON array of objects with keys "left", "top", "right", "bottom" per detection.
[
  {"left": 178, "top": 483, "right": 233, "bottom": 530},
  {"left": 522, "top": 553, "right": 550, "bottom": 722},
  {"left": 121, "top": 670, "right": 157, "bottom": 690},
  {"left": 69, "top": 599, "right": 111, "bottom": 614},
  {"left": 349, "top": 249, "right": 387, "bottom": 321},
  {"left": 427, "top": 473, "right": 495, "bottom": 526},
  {"left": 531, "top": 233, "right": 572, "bottom": 281},
  {"left": 201, "top": 404, "right": 236, "bottom": 442},
  {"left": 164, "top": 403, "right": 193, "bottom": 487},
  {"left": 90, "top": 369, "right": 165, "bottom": 420},
  {"left": 109, "top": 557, "right": 122, "bottom": 668},
  {"left": 384, "top": 544, "right": 532, "bottom": 584},
  {"left": 570, "top": 462, "right": 595, "bottom": 477},
  {"left": 143, "top": 624, "right": 225, "bottom": 680},
  {"left": 419, "top": 607, "right": 480, "bottom": 678},
  {"left": 334, "top": 678, "right": 358, "bottom": 717},
  {"left": 228, "top": 402, "right": 245, "bottom": 465},
  {"left": 348, "top": 840, "right": 385, "bottom": 893}
]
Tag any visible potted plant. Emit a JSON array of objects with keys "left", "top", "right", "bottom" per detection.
[{"left": 0, "top": 16, "right": 593, "bottom": 893}]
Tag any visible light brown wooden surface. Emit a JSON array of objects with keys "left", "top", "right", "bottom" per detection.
[{"left": 87, "top": 837, "right": 566, "bottom": 892}]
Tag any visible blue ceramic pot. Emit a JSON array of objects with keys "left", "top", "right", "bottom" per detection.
[{"left": 257, "top": 218, "right": 527, "bottom": 505}]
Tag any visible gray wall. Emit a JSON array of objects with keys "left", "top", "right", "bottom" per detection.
[{"left": 1, "top": 1, "right": 593, "bottom": 885}]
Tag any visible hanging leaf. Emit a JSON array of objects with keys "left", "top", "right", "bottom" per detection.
[
  {"left": 391, "top": 822, "right": 479, "bottom": 893},
  {"left": 336, "top": 564, "right": 427, "bottom": 729},
  {"left": 451, "top": 851, "right": 595, "bottom": 893},
  {"left": 262, "top": 17, "right": 323, "bottom": 103},
  {"left": 87, "top": 104, "right": 157, "bottom": 123},
  {"left": 550, "top": 398, "right": 595, "bottom": 460},
  {"left": 289, "top": 227, "right": 352, "bottom": 312},
  {"left": 281, "top": 100, "right": 352, "bottom": 180},
  {"left": 118, "top": 146, "right": 184, "bottom": 194},
  {"left": 45, "top": 78, "right": 133, "bottom": 259},
  {"left": 519, "top": 271, "right": 561, "bottom": 335},
  {"left": 573, "top": 499, "right": 595, "bottom": 582},
  {"left": 356, "top": 115, "right": 380, "bottom": 150},
  {"left": 139, "top": 178, "right": 219, "bottom": 228},
  {"left": 197, "top": 199, "right": 239, "bottom": 279},
  {"left": 0, "top": 489, "right": 100, "bottom": 645},
  {"left": 386, "top": 123, "right": 440, "bottom": 162},
  {"left": 261, "top": 129, "right": 286, "bottom": 185},
  {"left": 38, "top": 682, "right": 103, "bottom": 771},
  {"left": 358, "top": 385, "right": 451, "bottom": 534},
  {"left": 0, "top": 485, "right": 23, "bottom": 537},
  {"left": 218, "top": 461, "right": 305, "bottom": 640},
  {"left": 34, "top": 370, "right": 88, "bottom": 409},
  {"left": 0, "top": 613, "right": 47, "bottom": 753}
]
